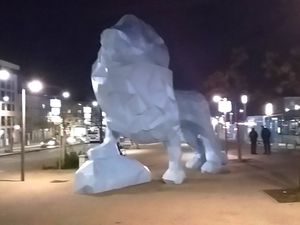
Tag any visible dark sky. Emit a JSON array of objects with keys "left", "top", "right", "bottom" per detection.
[{"left": 1, "top": 0, "right": 300, "bottom": 101}]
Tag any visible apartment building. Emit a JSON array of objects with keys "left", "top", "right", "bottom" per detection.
[{"left": 0, "top": 60, "right": 19, "bottom": 148}]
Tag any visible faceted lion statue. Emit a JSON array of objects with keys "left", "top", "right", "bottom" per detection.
[{"left": 75, "top": 15, "right": 226, "bottom": 194}]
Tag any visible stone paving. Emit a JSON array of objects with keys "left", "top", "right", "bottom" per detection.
[{"left": 0, "top": 143, "right": 300, "bottom": 225}]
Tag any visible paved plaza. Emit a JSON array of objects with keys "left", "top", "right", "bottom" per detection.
[{"left": 0, "top": 143, "right": 300, "bottom": 225}]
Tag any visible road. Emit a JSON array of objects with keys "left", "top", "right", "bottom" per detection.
[{"left": 0, "top": 143, "right": 97, "bottom": 174}]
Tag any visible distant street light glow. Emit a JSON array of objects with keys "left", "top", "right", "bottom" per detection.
[
  {"left": 0, "top": 69, "right": 10, "bottom": 80},
  {"left": 3, "top": 96, "right": 9, "bottom": 102},
  {"left": 27, "top": 80, "right": 43, "bottom": 93},
  {"left": 241, "top": 95, "right": 248, "bottom": 104},
  {"left": 92, "top": 101, "right": 98, "bottom": 107},
  {"left": 62, "top": 91, "right": 70, "bottom": 99},
  {"left": 212, "top": 95, "right": 222, "bottom": 103},
  {"left": 265, "top": 103, "right": 273, "bottom": 116},
  {"left": 13, "top": 125, "right": 21, "bottom": 130}
]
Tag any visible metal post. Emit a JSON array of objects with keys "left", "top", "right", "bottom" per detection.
[
  {"left": 60, "top": 125, "right": 64, "bottom": 169},
  {"left": 99, "top": 107, "right": 103, "bottom": 143},
  {"left": 57, "top": 124, "right": 62, "bottom": 170},
  {"left": 242, "top": 103, "right": 247, "bottom": 145},
  {"left": 21, "top": 88, "right": 26, "bottom": 181},
  {"left": 235, "top": 103, "right": 242, "bottom": 161},
  {"left": 237, "top": 124, "right": 242, "bottom": 161},
  {"left": 224, "top": 112, "right": 228, "bottom": 155}
]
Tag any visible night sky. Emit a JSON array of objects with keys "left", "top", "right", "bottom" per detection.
[{"left": 1, "top": 0, "right": 300, "bottom": 101}]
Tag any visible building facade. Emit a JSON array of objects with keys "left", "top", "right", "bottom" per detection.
[{"left": 0, "top": 60, "right": 19, "bottom": 149}]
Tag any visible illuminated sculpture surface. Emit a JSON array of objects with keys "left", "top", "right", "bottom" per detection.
[{"left": 75, "top": 15, "right": 226, "bottom": 193}]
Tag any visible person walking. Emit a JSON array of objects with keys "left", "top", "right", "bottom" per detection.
[
  {"left": 261, "top": 125, "right": 271, "bottom": 154},
  {"left": 249, "top": 128, "right": 258, "bottom": 154}
]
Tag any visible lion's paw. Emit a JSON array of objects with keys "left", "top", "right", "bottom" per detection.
[
  {"left": 185, "top": 155, "right": 206, "bottom": 170},
  {"left": 201, "top": 161, "right": 223, "bottom": 174},
  {"left": 162, "top": 168, "right": 186, "bottom": 184}
]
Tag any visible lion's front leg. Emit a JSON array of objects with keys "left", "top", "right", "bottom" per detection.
[
  {"left": 75, "top": 127, "right": 151, "bottom": 194},
  {"left": 162, "top": 134, "right": 186, "bottom": 184},
  {"left": 87, "top": 127, "right": 121, "bottom": 159}
]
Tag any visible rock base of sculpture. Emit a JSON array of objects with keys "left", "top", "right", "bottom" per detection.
[{"left": 75, "top": 156, "right": 151, "bottom": 194}]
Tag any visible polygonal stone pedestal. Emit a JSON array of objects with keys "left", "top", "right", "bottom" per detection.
[{"left": 75, "top": 156, "right": 151, "bottom": 194}]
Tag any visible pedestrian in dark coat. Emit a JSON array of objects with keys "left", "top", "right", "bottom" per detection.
[
  {"left": 261, "top": 126, "right": 271, "bottom": 154},
  {"left": 249, "top": 128, "right": 258, "bottom": 154}
]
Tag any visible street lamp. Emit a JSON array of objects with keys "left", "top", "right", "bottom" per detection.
[
  {"left": 92, "top": 101, "right": 98, "bottom": 107},
  {"left": 0, "top": 69, "right": 10, "bottom": 80},
  {"left": 237, "top": 94, "right": 248, "bottom": 161},
  {"left": 265, "top": 103, "right": 273, "bottom": 116},
  {"left": 21, "top": 79, "right": 43, "bottom": 181},
  {"left": 62, "top": 91, "right": 70, "bottom": 99},
  {"left": 3, "top": 96, "right": 9, "bottom": 102},
  {"left": 212, "top": 95, "right": 222, "bottom": 103},
  {"left": 241, "top": 94, "right": 248, "bottom": 122}
]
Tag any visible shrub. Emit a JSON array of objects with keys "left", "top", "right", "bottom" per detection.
[{"left": 62, "top": 151, "right": 79, "bottom": 169}]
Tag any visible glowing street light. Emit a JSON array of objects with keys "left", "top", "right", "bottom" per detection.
[
  {"left": 241, "top": 95, "right": 248, "bottom": 104},
  {"left": 27, "top": 80, "right": 43, "bottom": 93},
  {"left": 212, "top": 95, "right": 222, "bottom": 103},
  {"left": 265, "top": 103, "right": 273, "bottom": 116},
  {"left": 62, "top": 91, "right": 70, "bottom": 99},
  {"left": 241, "top": 94, "right": 248, "bottom": 120},
  {"left": 92, "top": 101, "right": 98, "bottom": 107},
  {"left": 0, "top": 69, "right": 10, "bottom": 80},
  {"left": 2, "top": 96, "right": 9, "bottom": 102}
]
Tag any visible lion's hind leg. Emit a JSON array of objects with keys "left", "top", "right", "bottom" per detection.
[
  {"left": 184, "top": 129, "right": 207, "bottom": 170},
  {"left": 162, "top": 134, "right": 186, "bottom": 184}
]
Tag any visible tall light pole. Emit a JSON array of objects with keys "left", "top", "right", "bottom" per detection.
[
  {"left": 21, "top": 80, "right": 43, "bottom": 181},
  {"left": 237, "top": 94, "right": 248, "bottom": 161},
  {"left": 241, "top": 95, "right": 248, "bottom": 122},
  {"left": 240, "top": 94, "right": 248, "bottom": 144}
]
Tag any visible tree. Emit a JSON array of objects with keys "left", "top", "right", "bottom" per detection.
[
  {"left": 203, "top": 47, "right": 249, "bottom": 99},
  {"left": 262, "top": 49, "right": 300, "bottom": 96}
]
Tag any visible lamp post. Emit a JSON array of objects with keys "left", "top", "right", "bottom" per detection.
[
  {"left": 21, "top": 80, "right": 43, "bottom": 181},
  {"left": 241, "top": 95, "right": 248, "bottom": 122},
  {"left": 240, "top": 94, "right": 248, "bottom": 146},
  {"left": 235, "top": 94, "right": 248, "bottom": 161}
]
